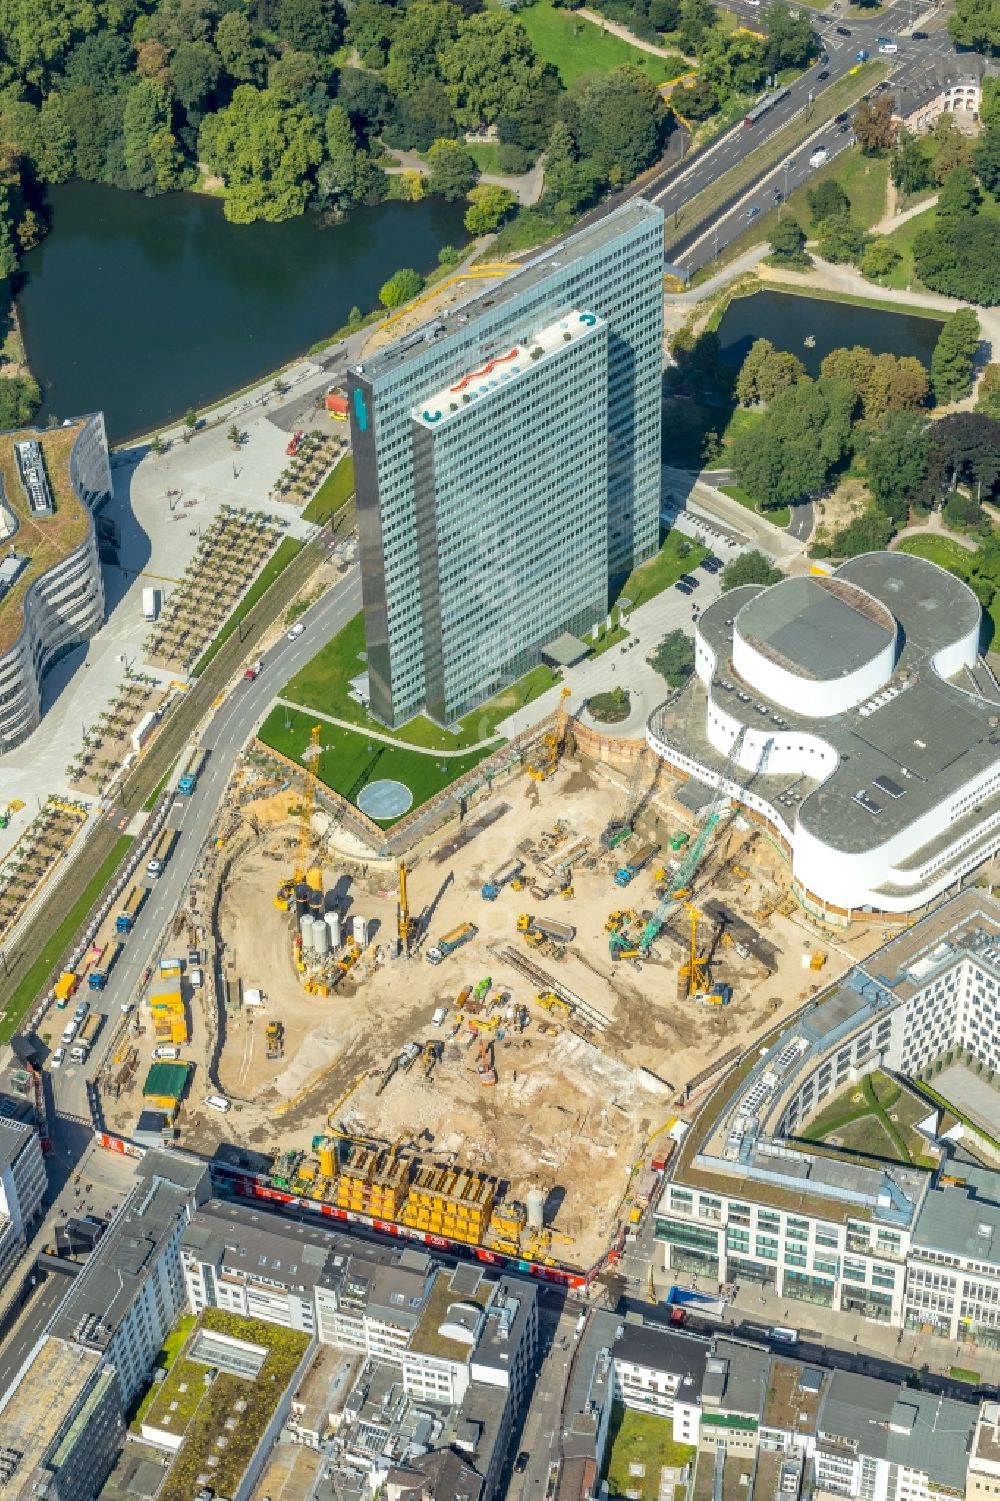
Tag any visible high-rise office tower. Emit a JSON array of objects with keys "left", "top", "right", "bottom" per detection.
[{"left": 348, "top": 199, "right": 664, "bottom": 728}]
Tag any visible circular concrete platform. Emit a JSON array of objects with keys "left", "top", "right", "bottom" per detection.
[{"left": 357, "top": 778, "right": 413, "bottom": 819}]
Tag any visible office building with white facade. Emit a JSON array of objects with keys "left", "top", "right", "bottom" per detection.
[
  {"left": 0, "top": 1113, "right": 46, "bottom": 1286},
  {"left": 46, "top": 1149, "right": 209, "bottom": 1405},
  {"left": 648, "top": 553, "right": 1000, "bottom": 921},
  {"left": 0, "top": 414, "right": 110, "bottom": 752},
  {"left": 656, "top": 892, "right": 1000, "bottom": 1342},
  {"left": 348, "top": 199, "right": 664, "bottom": 727}
]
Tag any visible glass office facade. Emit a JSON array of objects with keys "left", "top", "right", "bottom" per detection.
[{"left": 349, "top": 199, "right": 664, "bottom": 727}]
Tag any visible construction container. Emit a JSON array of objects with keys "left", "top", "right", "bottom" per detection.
[
  {"left": 352, "top": 915, "right": 369, "bottom": 948},
  {"left": 526, "top": 1186, "right": 546, "bottom": 1232},
  {"left": 314, "top": 920, "right": 330, "bottom": 957},
  {"left": 307, "top": 865, "right": 323, "bottom": 892},
  {"left": 324, "top": 911, "right": 341, "bottom": 948}
]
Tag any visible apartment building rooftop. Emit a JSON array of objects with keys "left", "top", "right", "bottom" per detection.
[
  {"left": 703, "top": 1337, "right": 768, "bottom": 1419},
  {"left": 388, "top": 1448, "right": 485, "bottom": 1501},
  {"left": 613, "top": 1322, "right": 708, "bottom": 1394},
  {"left": 363, "top": 199, "right": 661, "bottom": 384},
  {"left": 818, "top": 1369, "right": 899, "bottom": 1459},
  {"left": 410, "top": 1265, "right": 491, "bottom": 1361},
  {"left": 0, "top": 1336, "right": 103, "bottom": 1498},
  {"left": 886, "top": 1392, "right": 977, "bottom": 1492},
  {"left": 912, "top": 1163, "right": 1000, "bottom": 1263},
  {"left": 183, "top": 1198, "right": 342, "bottom": 1291},
  {"left": 49, "top": 1152, "right": 208, "bottom": 1347},
  {"left": 472, "top": 1276, "right": 535, "bottom": 1377},
  {"left": 0, "top": 1113, "right": 34, "bottom": 1169},
  {"left": 761, "top": 1358, "right": 826, "bottom": 1438},
  {"left": 972, "top": 1399, "right": 1000, "bottom": 1465}
]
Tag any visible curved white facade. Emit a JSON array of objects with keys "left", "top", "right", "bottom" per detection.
[
  {"left": 0, "top": 415, "right": 109, "bottom": 752},
  {"left": 648, "top": 553, "right": 999, "bottom": 921}
]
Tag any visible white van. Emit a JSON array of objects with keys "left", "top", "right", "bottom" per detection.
[
  {"left": 809, "top": 147, "right": 829, "bottom": 168},
  {"left": 205, "top": 1094, "right": 231, "bottom": 1113},
  {"left": 772, "top": 1326, "right": 799, "bottom": 1345},
  {"left": 62, "top": 1021, "right": 78, "bottom": 1046},
  {"left": 152, "top": 1044, "right": 180, "bottom": 1061}
]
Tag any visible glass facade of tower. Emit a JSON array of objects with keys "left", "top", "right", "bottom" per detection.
[{"left": 350, "top": 199, "right": 664, "bottom": 728}]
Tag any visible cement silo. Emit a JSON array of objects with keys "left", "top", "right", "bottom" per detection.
[
  {"left": 324, "top": 911, "right": 341, "bottom": 948},
  {"left": 526, "top": 1186, "right": 546, "bottom": 1233}
]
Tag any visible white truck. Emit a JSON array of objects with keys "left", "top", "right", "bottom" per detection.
[{"left": 142, "top": 586, "right": 159, "bottom": 621}]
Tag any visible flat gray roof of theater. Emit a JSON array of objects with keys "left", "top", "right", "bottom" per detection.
[
  {"left": 738, "top": 576, "right": 894, "bottom": 680},
  {"left": 362, "top": 199, "right": 662, "bottom": 384},
  {"left": 675, "top": 553, "right": 998, "bottom": 857}
]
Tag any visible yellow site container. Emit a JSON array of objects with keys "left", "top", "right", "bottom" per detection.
[
  {"left": 170, "top": 1020, "right": 188, "bottom": 1045},
  {"left": 299, "top": 1163, "right": 316, "bottom": 1182},
  {"left": 318, "top": 1144, "right": 336, "bottom": 1178}
]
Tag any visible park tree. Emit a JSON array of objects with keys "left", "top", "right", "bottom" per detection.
[
  {"left": 983, "top": 76, "right": 1000, "bottom": 128},
  {"left": 853, "top": 95, "right": 896, "bottom": 155},
  {"left": 379, "top": 266, "right": 422, "bottom": 308},
  {"left": 63, "top": 30, "right": 133, "bottom": 94},
  {"left": 932, "top": 307, "right": 981, "bottom": 405},
  {"left": 215, "top": 11, "right": 265, "bottom": 84},
  {"left": 950, "top": 0, "right": 1000, "bottom": 48},
  {"left": 699, "top": 28, "right": 765, "bottom": 92},
  {"left": 762, "top": 0, "right": 815, "bottom": 73},
  {"left": 348, "top": 0, "right": 399, "bottom": 66},
  {"left": 426, "top": 137, "right": 477, "bottom": 199},
  {"left": 34, "top": 94, "right": 75, "bottom": 182},
  {"left": 440, "top": 11, "right": 556, "bottom": 130},
  {"left": 199, "top": 85, "right": 324, "bottom": 222},
  {"left": 384, "top": 80, "right": 456, "bottom": 152},
  {"left": 859, "top": 237, "right": 900, "bottom": 280},
  {"left": 464, "top": 183, "right": 516, "bottom": 234},
  {"left": 677, "top": 0, "right": 715, "bottom": 52},
  {"left": 275, "top": 0, "right": 347, "bottom": 55},
  {"left": 936, "top": 164, "right": 981, "bottom": 223},
  {"left": 931, "top": 112, "right": 975, "bottom": 184},
  {"left": 914, "top": 217, "right": 1000, "bottom": 304},
  {"left": 386, "top": 1, "right": 462, "bottom": 92},
  {"left": 807, "top": 177, "right": 849, "bottom": 223},
  {"left": 650, "top": 628, "right": 695, "bottom": 686},
  {"left": 977, "top": 364, "right": 1000, "bottom": 420},
  {"left": 768, "top": 213, "right": 808, "bottom": 267},
  {"left": 891, "top": 129, "right": 932, "bottom": 198},
  {"left": 928, "top": 412, "right": 1000, "bottom": 499},
  {"left": 572, "top": 68, "right": 665, "bottom": 182},
  {"left": 816, "top": 213, "right": 866, "bottom": 265},
  {"left": 824, "top": 508, "right": 893, "bottom": 557},
  {"left": 0, "top": 373, "right": 39, "bottom": 428},
  {"left": 720, "top": 549, "right": 783, "bottom": 592},
  {"left": 735, "top": 338, "right": 805, "bottom": 406},
  {"left": 823, "top": 347, "right": 928, "bottom": 421},
  {"left": 171, "top": 40, "right": 221, "bottom": 117},
  {"left": 122, "top": 79, "right": 186, "bottom": 193},
  {"left": 651, "top": 0, "right": 681, "bottom": 28},
  {"left": 732, "top": 375, "right": 857, "bottom": 508},
  {"left": 861, "top": 410, "right": 930, "bottom": 523},
  {"left": 676, "top": 75, "right": 717, "bottom": 120},
  {"left": 336, "top": 69, "right": 392, "bottom": 145},
  {"left": 544, "top": 117, "right": 606, "bottom": 215},
  {"left": 974, "top": 123, "right": 1000, "bottom": 197}
]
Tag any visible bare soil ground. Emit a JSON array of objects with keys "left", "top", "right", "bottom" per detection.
[{"left": 158, "top": 751, "right": 886, "bottom": 1266}]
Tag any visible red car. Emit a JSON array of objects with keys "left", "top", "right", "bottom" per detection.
[{"left": 286, "top": 431, "right": 305, "bottom": 457}]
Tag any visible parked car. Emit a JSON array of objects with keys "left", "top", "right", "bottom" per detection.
[
  {"left": 287, "top": 622, "right": 305, "bottom": 641},
  {"left": 912, "top": 29, "right": 928, "bottom": 38},
  {"left": 515, "top": 1454, "right": 530, "bottom": 1474},
  {"left": 51, "top": 1047, "right": 65, "bottom": 1070},
  {"left": 817, "top": 68, "right": 829, "bottom": 79},
  {"left": 189, "top": 967, "right": 203, "bottom": 989},
  {"left": 205, "top": 1094, "right": 232, "bottom": 1113},
  {"left": 836, "top": 24, "right": 851, "bottom": 34},
  {"left": 835, "top": 111, "right": 850, "bottom": 122},
  {"left": 675, "top": 580, "right": 694, "bottom": 595},
  {"left": 680, "top": 574, "right": 700, "bottom": 588}
]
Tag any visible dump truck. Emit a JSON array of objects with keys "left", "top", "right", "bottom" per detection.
[
  {"left": 244, "top": 659, "right": 263, "bottom": 682},
  {"left": 116, "top": 885, "right": 149, "bottom": 934},
  {"left": 518, "top": 914, "right": 576, "bottom": 944},
  {"left": 89, "top": 942, "right": 123, "bottom": 990},
  {"left": 614, "top": 843, "right": 659, "bottom": 888},
  {"left": 146, "top": 824, "right": 178, "bottom": 878},
  {"left": 266, "top": 1021, "right": 284, "bottom": 1060},
  {"left": 176, "top": 742, "right": 205, "bottom": 796},
  {"left": 54, "top": 971, "right": 79, "bottom": 1006},
  {"left": 426, "top": 922, "right": 477, "bottom": 964},
  {"left": 70, "top": 1011, "right": 102, "bottom": 1063},
  {"left": 481, "top": 860, "right": 525, "bottom": 901}
]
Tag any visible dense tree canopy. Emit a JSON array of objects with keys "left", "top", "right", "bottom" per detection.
[
  {"left": 731, "top": 376, "right": 857, "bottom": 508},
  {"left": 931, "top": 308, "right": 981, "bottom": 404},
  {"left": 720, "top": 549, "right": 783, "bottom": 592}
]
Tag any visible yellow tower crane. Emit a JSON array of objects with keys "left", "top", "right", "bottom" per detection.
[
  {"left": 274, "top": 724, "right": 322, "bottom": 908},
  {"left": 398, "top": 861, "right": 411, "bottom": 957}
]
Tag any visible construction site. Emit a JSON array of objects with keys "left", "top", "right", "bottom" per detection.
[{"left": 98, "top": 704, "right": 874, "bottom": 1277}]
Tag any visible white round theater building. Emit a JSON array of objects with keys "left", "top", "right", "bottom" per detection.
[{"left": 647, "top": 552, "right": 1000, "bottom": 922}]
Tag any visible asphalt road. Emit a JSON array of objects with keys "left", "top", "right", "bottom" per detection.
[
  {"left": 0, "top": 1272, "right": 74, "bottom": 1397},
  {"left": 642, "top": 0, "right": 957, "bottom": 274},
  {"left": 509, "top": 1303, "right": 582, "bottom": 1501},
  {"left": 49, "top": 565, "right": 363, "bottom": 1129}
]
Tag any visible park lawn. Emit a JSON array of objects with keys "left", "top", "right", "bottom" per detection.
[
  {"left": 721, "top": 482, "right": 791, "bottom": 530},
  {"left": 516, "top": 0, "right": 686, "bottom": 86},
  {"left": 258, "top": 706, "right": 495, "bottom": 826},
  {"left": 619, "top": 531, "right": 708, "bottom": 610},
  {"left": 302, "top": 453, "right": 354, "bottom": 525},
  {"left": 282, "top": 611, "right": 558, "bottom": 749},
  {"left": 465, "top": 142, "right": 539, "bottom": 175},
  {"left": 785, "top": 148, "right": 890, "bottom": 234},
  {"left": 721, "top": 406, "right": 763, "bottom": 446},
  {"left": 881, "top": 190, "right": 1000, "bottom": 290},
  {"left": 193, "top": 536, "right": 304, "bottom": 674},
  {"left": 604, "top": 1404, "right": 696, "bottom": 1501},
  {"left": 2, "top": 834, "right": 133, "bottom": 1044}
]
